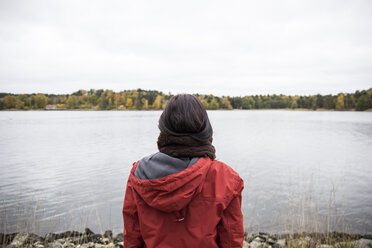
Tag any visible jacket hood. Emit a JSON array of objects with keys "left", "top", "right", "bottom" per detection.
[
  {"left": 134, "top": 152, "right": 199, "bottom": 180},
  {"left": 129, "top": 156, "right": 213, "bottom": 212}
]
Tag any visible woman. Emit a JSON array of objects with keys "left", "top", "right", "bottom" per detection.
[{"left": 122, "top": 94, "right": 244, "bottom": 248}]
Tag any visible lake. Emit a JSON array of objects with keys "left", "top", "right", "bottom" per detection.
[{"left": 0, "top": 110, "right": 371, "bottom": 235}]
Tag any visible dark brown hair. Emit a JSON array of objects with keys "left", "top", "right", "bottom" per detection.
[{"left": 158, "top": 94, "right": 213, "bottom": 141}]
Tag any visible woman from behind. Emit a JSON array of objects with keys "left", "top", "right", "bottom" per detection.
[{"left": 123, "top": 94, "right": 244, "bottom": 248}]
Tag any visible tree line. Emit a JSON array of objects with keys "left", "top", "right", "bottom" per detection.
[{"left": 0, "top": 88, "right": 371, "bottom": 111}]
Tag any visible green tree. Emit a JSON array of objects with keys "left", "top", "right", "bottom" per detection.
[
  {"left": 355, "top": 94, "right": 371, "bottom": 111},
  {"left": 66, "top": 95, "right": 79, "bottom": 109},
  {"left": 31, "top": 94, "right": 49, "bottom": 109},
  {"left": 291, "top": 100, "right": 298, "bottom": 109},
  {"left": 241, "top": 96, "right": 253, "bottom": 109},
  {"left": 15, "top": 99, "right": 25, "bottom": 109},
  {"left": 17, "top": 94, "right": 30, "bottom": 108}
]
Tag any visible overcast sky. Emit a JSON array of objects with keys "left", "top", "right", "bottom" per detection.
[{"left": 0, "top": 0, "right": 371, "bottom": 96}]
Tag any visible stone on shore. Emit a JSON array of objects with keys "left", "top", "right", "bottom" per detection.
[
  {"left": 355, "top": 238, "right": 372, "bottom": 248},
  {"left": 8, "top": 233, "right": 29, "bottom": 247},
  {"left": 1, "top": 230, "right": 372, "bottom": 248}
]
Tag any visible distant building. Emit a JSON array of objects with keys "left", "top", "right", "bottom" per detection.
[{"left": 45, "top": 104, "right": 58, "bottom": 110}]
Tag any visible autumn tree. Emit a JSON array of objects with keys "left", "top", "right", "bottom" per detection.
[
  {"left": 126, "top": 98, "right": 133, "bottom": 108},
  {"left": 151, "top": 95, "right": 163, "bottom": 109},
  {"left": 335, "top": 94, "right": 345, "bottom": 111},
  {"left": 114, "top": 93, "right": 122, "bottom": 108},
  {"left": 66, "top": 95, "right": 79, "bottom": 109},
  {"left": 3, "top": 95, "right": 16, "bottom": 109},
  {"left": 208, "top": 98, "right": 219, "bottom": 110},
  {"left": 31, "top": 94, "right": 49, "bottom": 109},
  {"left": 220, "top": 97, "right": 233, "bottom": 110}
]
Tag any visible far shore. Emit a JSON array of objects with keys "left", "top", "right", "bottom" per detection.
[{"left": 1, "top": 108, "right": 372, "bottom": 112}]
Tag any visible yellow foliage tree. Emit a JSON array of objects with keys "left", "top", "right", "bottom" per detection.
[
  {"left": 114, "top": 93, "right": 121, "bottom": 108},
  {"left": 220, "top": 97, "right": 233, "bottom": 110},
  {"left": 151, "top": 95, "right": 163, "bottom": 109},
  {"left": 126, "top": 98, "right": 133, "bottom": 108},
  {"left": 4, "top": 95, "right": 16, "bottom": 108},
  {"left": 161, "top": 100, "right": 169, "bottom": 109},
  {"left": 335, "top": 93, "right": 345, "bottom": 111},
  {"left": 142, "top": 98, "right": 149, "bottom": 110}
]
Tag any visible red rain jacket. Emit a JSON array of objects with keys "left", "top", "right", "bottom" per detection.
[{"left": 122, "top": 157, "right": 244, "bottom": 248}]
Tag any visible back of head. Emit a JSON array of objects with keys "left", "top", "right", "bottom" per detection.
[
  {"left": 158, "top": 94, "right": 213, "bottom": 141},
  {"left": 157, "top": 94, "right": 215, "bottom": 159}
]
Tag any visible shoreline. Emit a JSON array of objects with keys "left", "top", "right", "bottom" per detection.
[
  {"left": 1, "top": 108, "right": 372, "bottom": 112},
  {"left": 1, "top": 230, "right": 372, "bottom": 248}
]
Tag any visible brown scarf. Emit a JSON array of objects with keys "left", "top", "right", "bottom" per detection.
[{"left": 157, "top": 132, "right": 216, "bottom": 160}]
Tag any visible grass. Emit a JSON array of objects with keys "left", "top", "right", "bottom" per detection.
[
  {"left": 241, "top": 172, "right": 370, "bottom": 247},
  {"left": 1, "top": 179, "right": 370, "bottom": 247}
]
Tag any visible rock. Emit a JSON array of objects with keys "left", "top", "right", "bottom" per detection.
[
  {"left": 248, "top": 240, "right": 261, "bottom": 248},
  {"left": 1, "top": 233, "right": 17, "bottom": 245},
  {"left": 70, "top": 235, "right": 83, "bottom": 244},
  {"left": 106, "top": 243, "right": 115, "bottom": 248},
  {"left": 246, "top": 235, "right": 256, "bottom": 243},
  {"left": 61, "top": 239, "right": 75, "bottom": 248},
  {"left": 243, "top": 240, "right": 249, "bottom": 248},
  {"left": 27, "top": 233, "right": 44, "bottom": 243},
  {"left": 334, "top": 241, "right": 354, "bottom": 248},
  {"left": 56, "top": 238, "right": 65, "bottom": 244},
  {"left": 258, "top": 234, "right": 268, "bottom": 242},
  {"left": 114, "top": 233, "right": 123, "bottom": 242},
  {"left": 94, "top": 244, "right": 103, "bottom": 248},
  {"left": 70, "top": 231, "right": 82, "bottom": 237},
  {"left": 55, "top": 232, "right": 71, "bottom": 239},
  {"left": 87, "top": 242, "right": 96, "bottom": 248},
  {"left": 355, "top": 239, "right": 372, "bottom": 248},
  {"left": 116, "top": 241, "right": 124, "bottom": 248},
  {"left": 101, "top": 237, "right": 110, "bottom": 244},
  {"left": 249, "top": 239, "right": 268, "bottom": 248},
  {"left": 316, "top": 245, "right": 332, "bottom": 248},
  {"left": 84, "top": 228, "right": 95, "bottom": 236},
  {"left": 267, "top": 238, "right": 276, "bottom": 245},
  {"left": 104, "top": 230, "right": 113, "bottom": 239},
  {"left": 89, "top": 234, "right": 103, "bottom": 243},
  {"left": 45, "top": 233, "right": 57, "bottom": 242},
  {"left": 253, "top": 236, "right": 265, "bottom": 243},
  {"left": 48, "top": 240, "right": 62, "bottom": 248},
  {"left": 298, "top": 236, "right": 312, "bottom": 246},
  {"left": 276, "top": 239, "right": 286, "bottom": 247},
  {"left": 34, "top": 241, "right": 44, "bottom": 247},
  {"left": 8, "top": 233, "right": 29, "bottom": 247},
  {"left": 77, "top": 242, "right": 94, "bottom": 248}
]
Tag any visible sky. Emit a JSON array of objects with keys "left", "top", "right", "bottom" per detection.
[{"left": 0, "top": 0, "right": 371, "bottom": 96}]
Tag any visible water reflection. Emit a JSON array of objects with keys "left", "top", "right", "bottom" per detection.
[{"left": 0, "top": 110, "right": 371, "bottom": 234}]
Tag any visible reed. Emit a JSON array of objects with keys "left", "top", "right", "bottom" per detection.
[{"left": 1, "top": 180, "right": 369, "bottom": 247}]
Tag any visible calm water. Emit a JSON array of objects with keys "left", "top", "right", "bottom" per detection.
[{"left": 0, "top": 110, "right": 371, "bottom": 235}]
